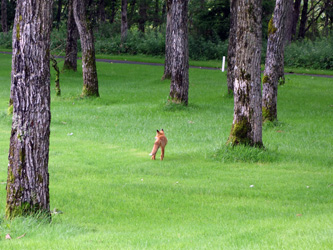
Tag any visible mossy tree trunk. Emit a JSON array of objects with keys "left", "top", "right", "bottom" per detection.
[
  {"left": 227, "top": 0, "right": 263, "bottom": 147},
  {"left": 6, "top": 0, "right": 52, "bottom": 219},
  {"left": 63, "top": 0, "right": 78, "bottom": 72},
  {"left": 1, "top": 0, "right": 8, "bottom": 33},
  {"left": 73, "top": 0, "right": 99, "bottom": 97},
  {"left": 262, "top": 0, "right": 290, "bottom": 122},
  {"left": 169, "top": 0, "right": 189, "bottom": 105},
  {"left": 227, "top": 0, "right": 237, "bottom": 96},
  {"left": 162, "top": 0, "right": 172, "bottom": 80},
  {"left": 121, "top": 0, "right": 128, "bottom": 42}
]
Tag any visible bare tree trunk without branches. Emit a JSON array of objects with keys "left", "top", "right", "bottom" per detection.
[
  {"left": 162, "top": 0, "right": 172, "bottom": 80},
  {"left": 73, "top": 0, "right": 99, "bottom": 97},
  {"left": 1, "top": 0, "right": 8, "bottom": 33},
  {"left": 227, "top": 0, "right": 263, "bottom": 147},
  {"left": 227, "top": 0, "right": 237, "bottom": 95},
  {"left": 298, "top": 0, "right": 309, "bottom": 39},
  {"left": 169, "top": 0, "right": 189, "bottom": 105},
  {"left": 121, "top": 0, "right": 128, "bottom": 42},
  {"left": 262, "top": 0, "right": 290, "bottom": 122},
  {"left": 291, "top": 0, "right": 302, "bottom": 40},
  {"left": 63, "top": 0, "right": 78, "bottom": 72},
  {"left": 6, "top": 0, "right": 53, "bottom": 219}
]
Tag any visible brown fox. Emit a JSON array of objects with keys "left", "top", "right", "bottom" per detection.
[{"left": 149, "top": 129, "right": 168, "bottom": 160}]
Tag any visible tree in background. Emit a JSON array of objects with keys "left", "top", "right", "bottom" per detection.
[
  {"left": 162, "top": 0, "right": 172, "bottom": 80},
  {"left": 262, "top": 0, "right": 291, "bottom": 122},
  {"left": 1, "top": 0, "right": 7, "bottom": 33},
  {"left": 63, "top": 0, "right": 78, "bottom": 72},
  {"left": 169, "top": 0, "right": 189, "bottom": 105},
  {"left": 73, "top": 0, "right": 99, "bottom": 97},
  {"left": 227, "top": 0, "right": 263, "bottom": 147},
  {"left": 121, "top": 0, "right": 128, "bottom": 42},
  {"left": 6, "top": 0, "right": 53, "bottom": 219}
]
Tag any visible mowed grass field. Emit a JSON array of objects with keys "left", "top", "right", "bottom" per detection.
[{"left": 0, "top": 53, "right": 332, "bottom": 249}]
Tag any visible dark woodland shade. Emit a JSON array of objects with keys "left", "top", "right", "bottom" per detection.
[{"left": 6, "top": 0, "right": 53, "bottom": 219}]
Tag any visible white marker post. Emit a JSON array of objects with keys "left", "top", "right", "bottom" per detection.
[{"left": 222, "top": 56, "right": 225, "bottom": 72}]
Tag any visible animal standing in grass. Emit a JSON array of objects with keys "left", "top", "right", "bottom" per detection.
[{"left": 150, "top": 129, "right": 168, "bottom": 160}]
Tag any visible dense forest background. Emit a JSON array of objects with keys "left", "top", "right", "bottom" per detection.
[{"left": 0, "top": 0, "right": 332, "bottom": 69}]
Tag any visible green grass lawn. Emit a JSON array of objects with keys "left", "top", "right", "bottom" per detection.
[{"left": 0, "top": 53, "right": 332, "bottom": 249}]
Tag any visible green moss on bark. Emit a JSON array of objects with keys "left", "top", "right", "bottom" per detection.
[
  {"left": 228, "top": 117, "right": 251, "bottom": 145},
  {"left": 268, "top": 18, "right": 277, "bottom": 35}
]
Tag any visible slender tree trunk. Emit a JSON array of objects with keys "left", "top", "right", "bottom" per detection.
[
  {"left": 227, "top": 0, "right": 263, "bottom": 147},
  {"left": 51, "top": 55, "right": 61, "bottom": 96},
  {"left": 162, "top": 0, "right": 172, "bottom": 80},
  {"left": 291, "top": 0, "right": 302, "bottom": 40},
  {"left": 99, "top": 0, "right": 106, "bottom": 22},
  {"left": 298, "top": 0, "right": 309, "bottom": 39},
  {"left": 6, "top": 0, "right": 53, "bottom": 219},
  {"left": 227, "top": 0, "right": 237, "bottom": 95},
  {"left": 56, "top": 0, "right": 62, "bottom": 30},
  {"left": 63, "top": 0, "right": 78, "bottom": 72},
  {"left": 262, "top": 0, "right": 289, "bottom": 122},
  {"left": 138, "top": 0, "right": 147, "bottom": 33},
  {"left": 73, "top": 0, "right": 99, "bottom": 97},
  {"left": 121, "top": 0, "right": 128, "bottom": 42},
  {"left": 169, "top": 0, "right": 189, "bottom": 105},
  {"left": 109, "top": 0, "right": 117, "bottom": 24},
  {"left": 128, "top": 0, "right": 136, "bottom": 29},
  {"left": 1, "top": 0, "right": 8, "bottom": 33}
]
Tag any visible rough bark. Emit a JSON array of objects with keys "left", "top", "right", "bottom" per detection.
[
  {"left": 227, "top": 0, "right": 263, "bottom": 147},
  {"left": 169, "top": 0, "right": 189, "bottom": 105},
  {"left": 227, "top": 0, "right": 237, "bottom": 95},
  {"left": 63, "top": 0, "right": 78, "bottom": 72},
  {"left": 1, "top": 0, "right": 8, "bottom": 33},
  {"left": 121, "top": 0, "right": 128, "bottom": 42},
  {"left": 162, "top": 0, "right": 172, "bottom": 80},
  {"left": 6, "top": 0, "right": 52, "bottom": 219},
  {"left": 298, "top": 0, "right": 309, "bottom": 39},
  {"left": 262, "top": 0, "right": 289, "bottom": 122},
  {"left": 73, "top": 0, "right": 99, "bottom": 97}
]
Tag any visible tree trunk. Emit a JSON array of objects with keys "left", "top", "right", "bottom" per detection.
[
  {"left": 73, "top": 0, "right": 99, "bottom": 97},
  {"left": 56, "top": 0, "right": 62, "bottom": 30},
  {"left": 99, "top": 0, "right": 106, "bottom": 22},
  {"left": 121, "top": 0, "right": 128, "bottom": 42},
  {"left": 227, "top": 0, "right": 237, "bottom": 95},
  {"left": 63, "top": 0, "right": 78, "bottom": 72},
  {"left": 138, "top": 0, "right": 147, "bottom": 33},
  {"left": 298, "top": 0, "right": 309, "bottom": 39},
  {"left": 1, "top": 0, "right": 8, "bottom": 33},
  {"left": 262, "top": 0, "right": 289, "bottom": 122},
  {"left": 169, "top": 0, "right": 189, "bottom": 105},
  {"left": 291, "top": 0, "right": 302, "bottom": 40},
  {"left": 162, "top": 0, "right": 172, "bottom": 80},
  {"left": 109, "top": 0, "right": 117, "bottom": 24},
  {"left": 284, "top": 0, "right": 294, "bottom": 45},
  {"left": 227, "top": 0, "right": 263, "bottom": 147},
  {"left": 6, "top": 0, "right": 52, "bottom": 219}
]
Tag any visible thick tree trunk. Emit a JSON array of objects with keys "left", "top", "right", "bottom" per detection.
[
  {"left": 121, "top": 0, "right": 128, "bottom": 42},
  {"left": 291, "top": 0, "right": 302, "bottom": 40},
  {"left": 227, "top": 0, "right": 263, "bottom": 147},
  {"left": 162, "top": 0, "right": 172, "bottom": 80},
  {"left": 169, "top": 0, "right": 189, "bottom": 105},
  {"left": 1, "top": 0, "right": 8, "bottom": 33},
  {"left": 6, "top": 0, "right": 52, "bottom": 219},
  {"left": 262, "top": 0, "right": 289, "bottom": 122},
  {"left": 298, "top": 0, "right": 309, "bottom": 39},
  {"left": 73, "top": 0, "right": 99, "bottom": 97},
  {"left": 63, "top": 0, "right": 78, "bottom": 72},
  {"left": 227, "top": 0, "right": 237, "bottom": 95}
]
